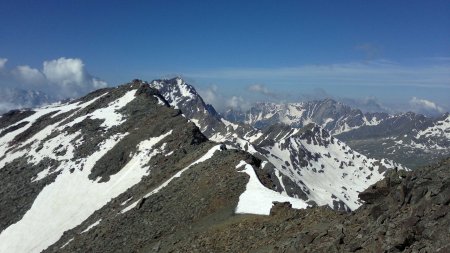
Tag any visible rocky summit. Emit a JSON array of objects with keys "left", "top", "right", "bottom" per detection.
[{"left": 0, "top": 78, "right": 448, "bottom": 253}]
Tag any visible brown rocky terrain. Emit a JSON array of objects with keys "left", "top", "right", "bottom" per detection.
[{"left": 169, "top": 158, "right": 450, "bottom": 253}]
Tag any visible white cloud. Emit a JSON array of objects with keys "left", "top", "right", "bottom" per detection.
[
  {"left": 0, "top": 102, "right": 15, "bottom": 112},
  {"left": 197, "top": 85, "right": 252, "bottom": 112},
  {"left": 42, "top": 57, "right": 107, "bottom": 97},
  {"left": 248, "top": 84, "right": 269, "bottom": 94},
  {"left": 43, "top": 58, "right": 85, "bottom": 87},
  {"left": 0, "top": 58, "right": 7, "bottom": 69},
  {"left": 247, "top": 84, "right": 277, "bottom": 98},
  {"left": 226, "top": 96, "right": 241, "bottom": 108},
  {"left": 198, "top": 85, "right": 219, "bottom": 104},
  {"left": 197, "top": 85, "right": 228, "bottom": 111},
  {"left": 226, "top": 96, "right": 251, "bottom": 111},
  {"left": 92, "top": 78, "right": 108, "bottom": 89},
  {"left": 0, "top": 57, "right": 108, "bottom": 111},
  {"left": 409, "top": 97, "right": 445, "bottom": 115},
  {"left": 13, "top": 65, "right": 45, "bottom": 83}
]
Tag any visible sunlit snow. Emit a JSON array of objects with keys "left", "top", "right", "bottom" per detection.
[{"left": 235, "top": 161, "right": 309, "bottom": 215}]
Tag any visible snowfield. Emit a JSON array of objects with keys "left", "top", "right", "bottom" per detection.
[
  {"left": 235, "top": 161, "right": 309, "bottom": 215},
  {"left": 0, "top": 130, "right": 173, "bottom": 253}
]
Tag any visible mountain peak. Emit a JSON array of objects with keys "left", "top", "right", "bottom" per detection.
[
  {"left": 150, "top": 77, "right": 200, "bottom": 102},
  {"left": 174, "top": 76, "right": 184, "bottom": 84},
  {"left": 319, "top": 97, "right": 338, "bottom": 104}
]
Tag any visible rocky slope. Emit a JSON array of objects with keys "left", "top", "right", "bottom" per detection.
[{"left": 160, "top": 157, "right": 450, "bottom": 253}]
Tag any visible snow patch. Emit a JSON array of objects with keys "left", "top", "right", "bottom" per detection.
[
  {"left": 235, "top": 161, "right": 309, "bottom": 215},
  {"left": 221, "top": 118, "right": 239, "bottom": 131},
  {"left": 90, "top": 89, "right": 137, "bottom": 129}
]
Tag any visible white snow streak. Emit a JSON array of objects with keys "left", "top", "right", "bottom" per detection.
[
  {"left": 121, "top": 145, "right": 222, "bottom": 213},
  {"left": 81, "top": 219, "right": 102, "bottom": 234},
  {"left": 60, "top": 238, "right": 74, "bottom": 249}
]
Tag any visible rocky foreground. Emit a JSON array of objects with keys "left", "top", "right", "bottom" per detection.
[{"left": 160, "top": 158, "right": 449, "bottom": 253}]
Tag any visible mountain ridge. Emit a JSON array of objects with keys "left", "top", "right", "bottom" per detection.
[{"left": 1, "top": 77, "right": 445, "bottom": 252}]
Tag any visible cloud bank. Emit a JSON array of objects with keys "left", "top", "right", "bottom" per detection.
[
  {"left": 0, "top": 57, "right": 108, "bottom": 112},
  {"left": 13, "top": 65, "right": 46, "bottom": 83},
  {"left": 247, "top": 84, "right": 278, "bottom": 98},
  {"left": 185, "top": 59, "right": 449, "bottom": 115},
  {"left": 409, "top": 97, "right": 445, "bottom": 115},
  {"left": 197, "top": 85, "right": 251, "bottom": 112},
  {"left": 0, "top": 57, "right": 107, "bottom": 98},
  {"left": 42, "top": 58, "right": 107, "bottom": 96}
]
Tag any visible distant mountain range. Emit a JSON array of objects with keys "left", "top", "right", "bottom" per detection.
[
  {"left": 224, "top": 99, "right": 450, "bottom": 168},
  {"left": 0, "top": 87, "right": 54, "bottom": 113}
]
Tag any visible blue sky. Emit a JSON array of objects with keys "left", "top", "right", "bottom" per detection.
[{"left": 0, "top": 0, "right": 449, "bottom": 114}]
